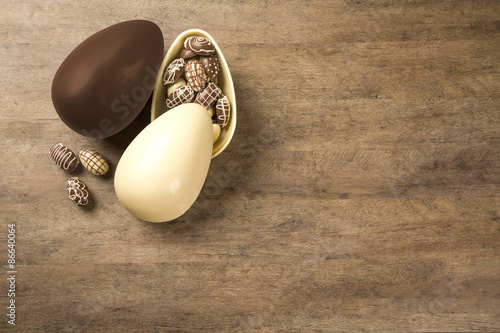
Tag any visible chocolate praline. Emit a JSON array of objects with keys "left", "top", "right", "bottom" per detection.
[
  {"left": 184, "top": 36, "right": 215, "bottom": 56},
  {"left": 66, "top": 177, "right": 91, "bottom": 206}
]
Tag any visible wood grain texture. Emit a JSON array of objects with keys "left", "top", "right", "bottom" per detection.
[{"left": 1, "top": 0, "right": 499, "bottom": 332}]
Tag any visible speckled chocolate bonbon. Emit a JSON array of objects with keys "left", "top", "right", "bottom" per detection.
[{"left": 200, "top": 55, "right": 219, "bottom": 83}]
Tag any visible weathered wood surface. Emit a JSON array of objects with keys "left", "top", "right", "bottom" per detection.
[{"left": 0, "top": 0, "right": 499, "bottom": 332}]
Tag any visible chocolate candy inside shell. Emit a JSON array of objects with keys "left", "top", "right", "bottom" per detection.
[
  {"left": 185, "top": 60, "right": 207, "bottom": 92},
  {"left": 163, "top": 58, "right": 186, "bottom": 85},
  {"left": 215, "top": 96, "right": 231, "bottom": 127},
  {"left": 195, "top": 82, "right": 222, "bottom": 110},
  {"left": 180, "top": 48, "right": 198, "bottom": 59},
  {"left": 166, "top": 85, "right": 195, "bottom": 109},
  {"left": 200, "top": 55, "right": 220, "bottom": 83},
  {"left": 184, "top": 36, "right": 215, "bottom": 56}
]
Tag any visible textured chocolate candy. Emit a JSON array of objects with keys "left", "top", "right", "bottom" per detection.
[
  {"left": 166, "top": 85, "right": 195, "bottom": 109},
  {"left": 51, "top": 20, "right": 164, "bottom": 139},
  {"left": 167, "top": 78, "right": 187, "bottom": 96},
  {"left": 185, "top": 60, "right": 207, "bottom": 92},
  {"left": 163, "top": 58, "right": 186, "bottom": 85},
  {"left": 200, "top": 55, "right": 220, "bottom": 83},
  {"left": 180, "top": 48, "right": 197, "bottom": 59},
  {"left": 195, "top": 82, "right": 222, "bottom": 110},
  {"left": 50, "top": 143, "right": 79, "bottom": 171},
  {"left": 184, "top": 36, "right": 215, "bottom": 56},
  {"left": 66, "top": 177, "right": 91, "bottom": 206},
  {"left": 216, "top": 96, "right": 231, "bottom": 127},
  {"left": 79, "top": 149, "right": 109, "bottom": 176}
]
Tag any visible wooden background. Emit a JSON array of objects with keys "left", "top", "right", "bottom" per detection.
[{"left": 1, "top": 0, "right": 499, "bottom": 332}]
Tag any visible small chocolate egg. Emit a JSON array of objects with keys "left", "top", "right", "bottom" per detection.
[
  {"left": 215, "top": 96, "right": 231, "bottom": 127},
  {"left": 163, "top": 58, "right": 186, "bottom": 85},
  {"left": 195, "top": 82, "right": 222, "bottom": 110},
  {"left": 79, "top": 149, "right": 109, "bottom": 176},
  {"left": 184, "top": 36, "right": 215, "bottom": 56},
  {"left": 52, "top": 20, "right": 164, "bottom": 139},
  {"left": 180, "top": 48, "right": 197, "bottom": 59},
  {"left": 166, "top": 85, "right": 195, "bottom": 109},
  {"left": 200, "top": 55, "right": 219, "bottom": 83},
  {"left": 66, "top": 177, "right": 91, "bottom": 206},
  {"left": 185, "top": 59, "right": 207, "bottom": 92},
  {"left": 50, "top": 143, "right": 79, "bottom": 171}
]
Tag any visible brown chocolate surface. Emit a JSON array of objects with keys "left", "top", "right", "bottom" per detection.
[
  {"left": 66, "top": 177, "right": 91, "bottom": 206},
  {"left": 51, "top": 20, "right": 164, "bottom": 139},
  {"left": 184, "top": 36, "right": 215, "bottom": 56},
  {"left": 50, "top": 143, "right": 79, "bottom": 171},
  {"left": 195, "top": 82, "right": 222, "bottom": 110},
  {"left": 166, "top": 85, "right": 195, "bottom": 109},
  {"left": 180, "top": 48, "right": 197, "bottom": 59},
  {"left": 163, "top": 58, "right": 186, "bottom": 85},
  {"left": 200, "top": 55, "right": 220, "bottom": 83}
]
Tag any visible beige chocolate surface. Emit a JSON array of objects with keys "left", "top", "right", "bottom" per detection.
[{"left": 1, "top": 1, "right": 499, "bottom": 332}]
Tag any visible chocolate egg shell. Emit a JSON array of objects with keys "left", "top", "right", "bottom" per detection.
[
  {"left": 114, "top": 103, "right": 213, "bottom": 222},
  {"left": 52, "top": 20, "right": 164, "bottom": 139},
  {"left": 50, "top": 143, "right": 79, "bottom": 171},
  {"left": 79, "top": 149, "right": 109, "bottom": 176},
  {"left": 66, "top": 177, "right": 91, "bottom": 206}
]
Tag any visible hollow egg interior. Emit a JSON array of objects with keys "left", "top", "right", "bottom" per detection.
[{"left": 151, "top": 29, "right": 236, "bottom": 158}]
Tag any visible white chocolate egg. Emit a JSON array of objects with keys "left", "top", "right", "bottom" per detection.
[
  {"left": 114, "top": 103, "right": 213, "bottom": 222},
  {"left": 167, "top": 78, "right": 187, "bottom": 96},
  {"left": 152, "top": 29, "right": 236, "bottom": 158},
  {"left": 213, "top": 124, "right": 221, "bottom": 143}
]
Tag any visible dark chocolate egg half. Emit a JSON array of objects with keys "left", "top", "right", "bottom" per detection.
[{"left": 52, "top": 20, "right": 164, "bottom": 139}]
